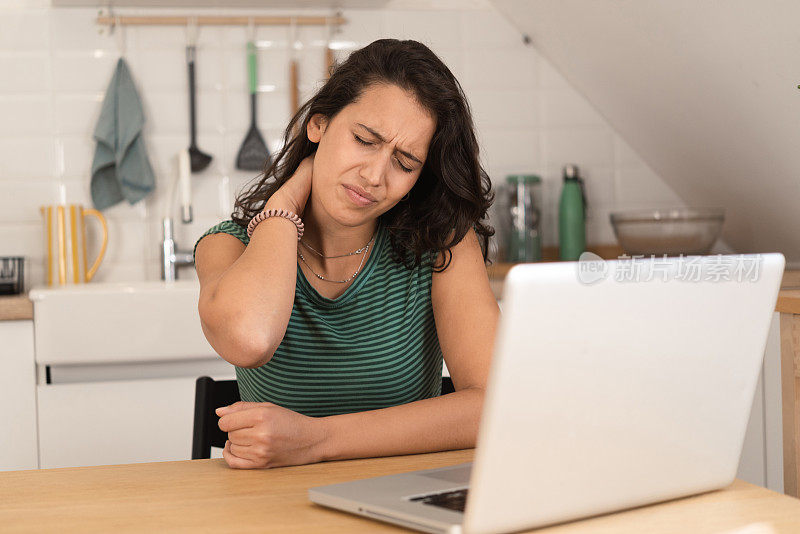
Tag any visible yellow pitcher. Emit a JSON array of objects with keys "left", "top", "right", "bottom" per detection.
[{"left": 40, "top": 204, "right": 108, "bottom": 285}]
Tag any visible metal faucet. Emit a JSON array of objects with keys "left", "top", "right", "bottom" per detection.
[{"left": 161, "top": 217, "right": 194, "bottom": 281}]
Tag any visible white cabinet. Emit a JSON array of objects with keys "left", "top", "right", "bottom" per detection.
[
  {"left": 38, "top": 377, "right": 198, "bottom": 469},
  {"left": 36, "top": 361, "right": 235, "bottom": 469},
  {"left": 0, "top": 321, "right": 38, "bottom": 471},
  {"left": 30, "top": 281, "right": 235, "bottom": 468}
]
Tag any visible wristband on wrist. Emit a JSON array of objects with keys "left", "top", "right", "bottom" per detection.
[{"left": 247, "top": 208, "right": 304, "bottom": 240}]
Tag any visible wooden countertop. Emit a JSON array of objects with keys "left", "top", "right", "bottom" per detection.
[
  {"left": 777, "top": 289, "right": 800, "bottom": 315},
  {"left": 0, "top": 294, "right": 32, "bottom": 321},
  {"left": 4, "top": 257, "right": 799, "bottom": 320},
  {"left": 1, "top": 448, "right": 800, "bottom": 533}
]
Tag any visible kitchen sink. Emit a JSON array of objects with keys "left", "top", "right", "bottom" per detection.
[{"left": 29, "top": 281, "right": 215, "bottom": 365}]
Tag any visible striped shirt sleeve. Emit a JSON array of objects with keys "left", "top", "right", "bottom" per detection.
[{"left": 193, "top": 220, "right": 250, "bottom": 264}]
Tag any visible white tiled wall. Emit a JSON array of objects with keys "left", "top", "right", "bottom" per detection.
[{"left": 0, "top": 1, "right": 692, "bottom": 290}]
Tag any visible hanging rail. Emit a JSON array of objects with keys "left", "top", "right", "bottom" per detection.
[{"left": 96, "top": 14, "right": 346, "bottom": 27}]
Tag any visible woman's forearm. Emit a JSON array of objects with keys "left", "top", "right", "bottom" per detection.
[
  {"left": 201, "top": 215, "right": 299, "bottom": 368},
  {"left": 315, "top": 387, "right": 485, "bottom": 462}
]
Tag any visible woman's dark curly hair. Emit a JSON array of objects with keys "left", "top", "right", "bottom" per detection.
[{"left": 231, "top": 38, "right": 494, "bottom": 272}]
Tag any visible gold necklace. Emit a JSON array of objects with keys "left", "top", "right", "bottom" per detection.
[
  {"left": 300, "top": 236, "right": 371, "bottom": 258},
  {"left": 297, "top": 233, "right": 376, "bottom": 284}
]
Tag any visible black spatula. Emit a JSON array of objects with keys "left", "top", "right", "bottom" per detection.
[
  {"left": 236, "top": 41, "right": 271, "bottom": 171},
  {"left": 186, "top": 45, "right": 212, "bottom": 173}
]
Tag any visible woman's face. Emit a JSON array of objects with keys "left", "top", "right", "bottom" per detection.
[{"left": 306, "top": 83, "right": 437, "bottom": 227}]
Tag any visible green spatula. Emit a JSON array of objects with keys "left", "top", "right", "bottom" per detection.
[{"left": 236, "top": 41, "right": 271, "bottom": 171}]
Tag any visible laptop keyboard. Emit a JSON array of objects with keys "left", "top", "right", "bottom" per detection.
[{"left": 409, "top": 488, "right": 469, "bottom": 512}]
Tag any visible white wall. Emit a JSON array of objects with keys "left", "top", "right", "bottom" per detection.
[
  {"left": 0, "top": 0, "right": 689, "bottom": 289},
  {"left": 491, "top": 0, "right": 786, "bottom": 263}
]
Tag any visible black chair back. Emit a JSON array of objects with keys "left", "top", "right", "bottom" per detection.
[
  {"left": 191, "top": 377, "right": 240, "bottom": 459},
  {"left": 191, "top": 375, "right": 456, "bottom": 459}
]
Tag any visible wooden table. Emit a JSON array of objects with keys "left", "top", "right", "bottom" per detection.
[{"left": 2, "top": 449, "right": 800, "bottom": 533}]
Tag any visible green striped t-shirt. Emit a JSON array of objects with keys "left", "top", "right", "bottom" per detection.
[{"left": 194, "top": 219, "right": 444, "bottom": 417}]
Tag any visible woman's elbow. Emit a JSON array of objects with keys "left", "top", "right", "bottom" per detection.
[
  {"left": 236, "top": 340, "right": 276, "bottom": 369},
  {"left": 199, "top": 309, "right": 276, "bottom": 369},
  {"left": 227, "top": 331, "right": 276, "bottom": 369}
]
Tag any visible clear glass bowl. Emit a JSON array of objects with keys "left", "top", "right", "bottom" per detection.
[{"left": 609, "top": 207, "right": 725, "bottom": 256}]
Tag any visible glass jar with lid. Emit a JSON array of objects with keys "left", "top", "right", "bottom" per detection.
[{"left": 504, "top": 174, "right": 542, "bottom": 262}]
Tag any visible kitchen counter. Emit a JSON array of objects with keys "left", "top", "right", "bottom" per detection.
[
  {"left": 2, "top": 448, "right": 800, "bottom": 533},
  {"left": 0, "top": 295, "right": 32, "bottom": 321},
  {"left": 487, "top": 244, "right": 625, "bottom": 298},
  {"left": 776, "top": 289, "right": 800, "bottom": 314},
  {"left": 4, "top": 256, "right": 800, "bottom": 320}
]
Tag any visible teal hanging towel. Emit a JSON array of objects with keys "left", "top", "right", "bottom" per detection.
[{"left": 90, "top": 57, "right": 155, "bottom": 211}]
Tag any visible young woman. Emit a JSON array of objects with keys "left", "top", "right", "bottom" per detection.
[{"left": 194, "top": 39, "right": 499, "bottom": 469}]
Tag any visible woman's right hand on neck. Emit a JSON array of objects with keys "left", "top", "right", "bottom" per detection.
[{"left": 265, "top": 153, "right": 315, "bottom": 216}]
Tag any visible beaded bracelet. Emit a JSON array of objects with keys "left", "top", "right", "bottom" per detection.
[{"left": 246, "top": 208, "right": 305, "bottom": 240}]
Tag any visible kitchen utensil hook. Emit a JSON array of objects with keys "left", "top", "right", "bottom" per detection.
[
  {"left": 247, "top": 17, "right": 255, "bottom": 42},
  {"left": 290, "top": 16, "right": 298, "bottom": 60},
  {"left": 186, "top": 16, "right": 198, "bottom": 48},
  {"left": 326, "top": 12, "right": 342, "bottom": 38},
  {"left": 323, "top": 14, "right": 338, "bottom": 79},
  {"left": 114, "top": 15, "right": 127, "bottom": 57}
]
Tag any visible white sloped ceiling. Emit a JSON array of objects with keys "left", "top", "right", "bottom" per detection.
[{"left": 490, "top": 0, "right": 800, "bottom": 265}]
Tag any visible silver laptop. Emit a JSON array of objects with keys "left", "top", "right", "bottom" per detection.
[{"left": 308, "top": 253, "right": 785, "bottom": 534}]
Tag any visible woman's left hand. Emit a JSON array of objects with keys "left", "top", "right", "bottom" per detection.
[{"left": 217, "top": 402, "right": 328, "bottom": 469}]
